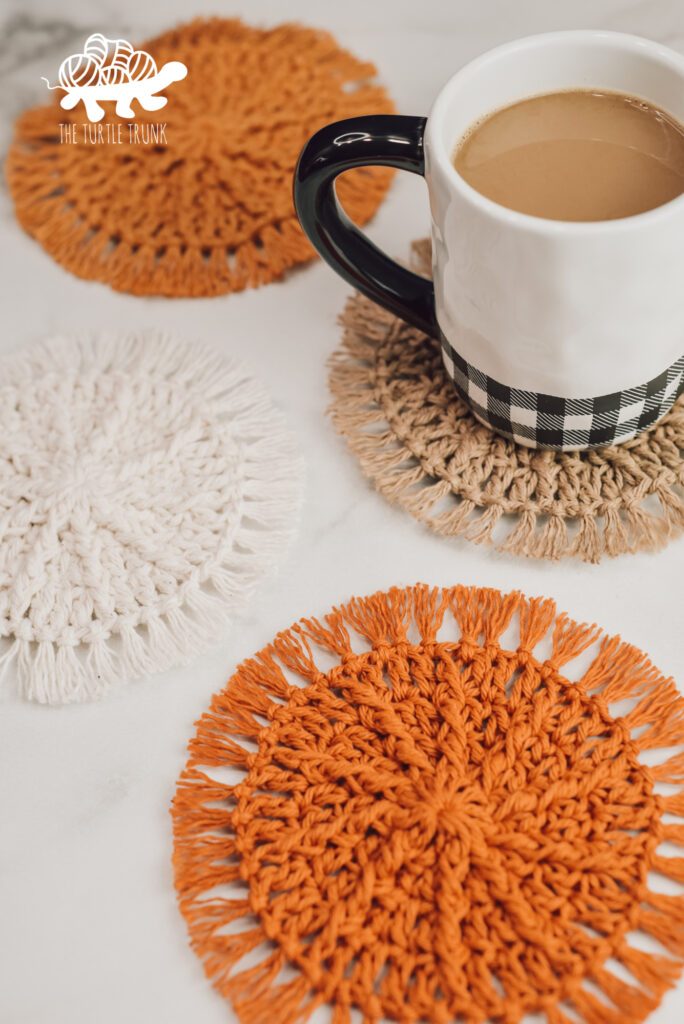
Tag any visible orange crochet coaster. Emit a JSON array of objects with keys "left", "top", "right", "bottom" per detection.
[
  {"left": 7, "top": 18, "right": 394, "bottom": 297},
  {"left": 173, "top": 584, "right": 684, "bottom": 1024}
]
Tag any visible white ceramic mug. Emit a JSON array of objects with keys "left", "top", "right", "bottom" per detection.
[{"left": 294, "top": 31, "right": 684, "bottom": 450}]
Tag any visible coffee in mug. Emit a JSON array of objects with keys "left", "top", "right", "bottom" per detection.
[
  {"left": 294, "top": 32, "right": 684, "bottom": 451},
  {"left": 452, "top": 89, "right": 684, "bottom": 222}
]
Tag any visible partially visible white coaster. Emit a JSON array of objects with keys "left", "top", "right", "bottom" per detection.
[{"left": 0, "top": 331, "right": 303, "bottom": 703}]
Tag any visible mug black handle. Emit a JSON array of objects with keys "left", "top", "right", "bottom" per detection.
[{"left": 293, "top": 114, "right": 438, "bottom": 338}]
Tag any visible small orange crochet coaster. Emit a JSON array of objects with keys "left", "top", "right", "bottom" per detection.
[
  {"left": 7, "top": 18, "right": 394, "bottom": 297},
  {"left": 173, "top": 584, "right": 684, "bottom": 1024}
]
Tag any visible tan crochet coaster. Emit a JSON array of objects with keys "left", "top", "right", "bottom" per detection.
[
  {"left": 329, "top": 241, "right": 684, "bottom": 562},
  {"left": 7, "top": 18, "right": 394, "bottom": 297},
  {"left": 173, "top": 584, "right": 684, "bottom": 1024}
]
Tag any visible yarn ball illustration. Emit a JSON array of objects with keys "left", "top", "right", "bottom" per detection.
[
  {"left": 127, "top": 50, "right": 157, "bottom": 80},
  {"left": 48, "top": 35, "right": 156, "bottom": 90},
  {"left": 173, "top": 584, "right": 684, "bottom": 1024},
  {"left": 8, "top": 17, "right": 395, "bottom": 297},
  {"left": 83, "top": 32, "right": 109, "bottom": 64},
  {"left": 0, "top": 331, "right": 303, "bottom": 703},
  {"left": 108, "top": 38, "right": 133, "bottom": 66},
  {"left": 99, "top": 64, "right": 130, "bottom": 86},
  {"left": 58, "top": 52, "right": 100, "bottom": 88}
]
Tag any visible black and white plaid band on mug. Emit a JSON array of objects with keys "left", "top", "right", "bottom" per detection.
[{"left": 442, "top": 339, "right": 684, "bottom": 450}]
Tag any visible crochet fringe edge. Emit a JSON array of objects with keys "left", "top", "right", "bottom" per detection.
[
  {"left": 328, "top": 290, "right": 684, "bottom": 564},
  {"left": 0, "top": 330, "right": 303, "bottom": 703},
  {"left": 172, "top": 584, "right": 684, "bottom": 1024},
  {"left": 6, "top": 109, "right": 394, "bottom": 298}
]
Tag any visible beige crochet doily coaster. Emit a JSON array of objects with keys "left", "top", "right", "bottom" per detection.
[{"left": 329, "top": 240, "right": 684, "bottom": 563}]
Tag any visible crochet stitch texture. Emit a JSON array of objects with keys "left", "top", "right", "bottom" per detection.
[
  {"left": 0, "top": 331, "right": 302, "bottom": 702},
  {"left": 7, "top": 18, "right": 394, "bottom": 297},
  {"left": 329, "top": 241, "right": 684, "bottom": 562},
  {"left": 173, "top": 584, "right": 684, "bottom": 1024}
]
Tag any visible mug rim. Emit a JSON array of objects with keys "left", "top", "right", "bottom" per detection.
[{"left": 427, "top": 29, "right": 684, "bottom": 235}]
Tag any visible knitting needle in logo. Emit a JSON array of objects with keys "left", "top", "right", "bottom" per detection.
[{"left": 42, "top": 33, "right": 187, "bottom": 123}]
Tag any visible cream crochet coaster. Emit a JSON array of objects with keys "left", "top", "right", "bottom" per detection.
[
  {"left": 0, "top": 332, "right": 303, "bottom": 703},
  {"left": 329, "top": 241, "right": 684, "bottom": 563}
]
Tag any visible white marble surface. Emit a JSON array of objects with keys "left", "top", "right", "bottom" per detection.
[{"left": 1, "top": 1, "right": 683, "bottom": 1021}]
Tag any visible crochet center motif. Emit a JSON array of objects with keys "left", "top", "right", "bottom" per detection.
[
  {"left": 173, "top": 586, "right": 684, "bottom": 1024},
  {"left": 238, "top": 651, "right": 656, "bottom": 1012},
  {"left": 0, "top": 331, "right": 302, "bottom": 702},
  {"left": 1, "top": 368, "right": 241, "bottom": 644}
]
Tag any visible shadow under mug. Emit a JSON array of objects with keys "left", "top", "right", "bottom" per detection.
[{"left": 293, "top": 30, "right": 684, "bottom": 451}]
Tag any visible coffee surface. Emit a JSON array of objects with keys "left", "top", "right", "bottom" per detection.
[{"left": 453, "top": 89, "right": 684, "bottom": 221}]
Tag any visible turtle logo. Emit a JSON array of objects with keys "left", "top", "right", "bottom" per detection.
[{"left": 42, "top": 33, "right": 187, "bottom": 123}]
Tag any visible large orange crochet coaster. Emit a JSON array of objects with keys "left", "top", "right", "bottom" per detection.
[
  {"left": 7, "top": 18, "right": 394, "bottom": 297},
  {"left": 173, "top": 585, "right": 684, "bottom": 1024}
]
